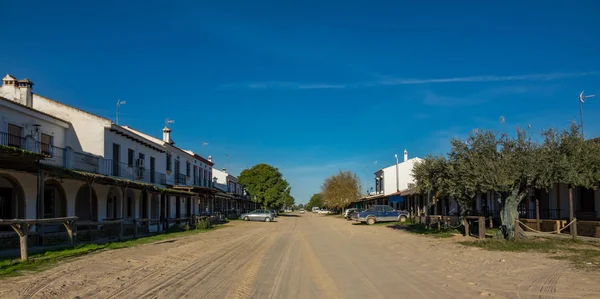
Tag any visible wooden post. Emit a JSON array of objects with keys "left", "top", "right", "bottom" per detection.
[
  {"left": 569, "top": 187, "right": 577, "bottom": 240},
  {"left": 463, "top": 218, "right": 469, "bottom": 237},
  {"left": 63, "top": 220, "right": 77, "bottom": 246},
  {"left": 118, "top": 220, "right": 124, "bottom": 241},
  {"left": 11, "top": 223, "right": 30, "bottom": 261},
  {"left": 535, "top": 197, "right": 541, "bottom": 231},
  {"left": 437, "top": 219, "right": 441, "bottom": 230},
  {"left": 478, "top": 216, "right": 485, "bottom": 239}
]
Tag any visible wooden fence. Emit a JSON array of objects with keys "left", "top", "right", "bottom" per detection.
[{"left": 0, "top": 215, "right": 222, "bottom": 261}]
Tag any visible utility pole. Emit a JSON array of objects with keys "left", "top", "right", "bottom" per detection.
[{"left": 579, "top": 91, "right": 595, "bottom": 138}]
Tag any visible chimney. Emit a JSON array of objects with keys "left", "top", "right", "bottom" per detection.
[
  {"left": 222, "top": 168, "right": 226, "bottom": 172},
  {"left": 208, "top": 155, "right": 212, "bottom": 162},
  {"left": 403, "top": 149, "right": 408, "bottom": 162},
  {"left": 18, "top": 78, "right": 34, "bottom": 107},
  {"left": 1, "top": 74, "right": 34, "bottom": 107},
  {"left": 162, "top": 127, "right": 172, "bottom": 144}
]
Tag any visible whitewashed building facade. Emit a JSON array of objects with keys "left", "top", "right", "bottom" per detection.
[{"left": 0, "top": 74, "right": 217, "bottom": 245}]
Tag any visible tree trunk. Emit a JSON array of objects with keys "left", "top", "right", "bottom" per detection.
[{"left": 498, "top": 189, "right": 525, "bottom": 240}]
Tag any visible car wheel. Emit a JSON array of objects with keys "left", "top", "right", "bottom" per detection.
[
  {"left": 399, "top": 215, "right": 408, "bottom": 223},
  {"left": 244, "top": 216, "right": 250, "bottom": 221},
  {"left": 366, "top": 217, "right": 375, "bottom": 225},
  {"left": 265, "top": 217, "right": 271, "bottom": 222}
]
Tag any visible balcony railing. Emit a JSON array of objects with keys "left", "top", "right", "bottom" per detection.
[
  {"left": 175, "top": 173, "right": 186, "bottom": 185},
  {"left": 109, "top": 161, "right": 167, "bottom": 185},
  {"left": 1, "top": 131, "right": 169, "bottom": 187}
]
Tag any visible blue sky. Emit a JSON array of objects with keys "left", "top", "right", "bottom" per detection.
[{"left": 2, "top": 1, "right": 600, "bottom": 203}]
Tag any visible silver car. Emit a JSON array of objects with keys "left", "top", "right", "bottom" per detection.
[{"left": 240, "top": 209, "right": 275, "bottom": 222}]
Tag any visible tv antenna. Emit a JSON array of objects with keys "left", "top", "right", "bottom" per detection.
[
  {"left": 165, "top": 118, "right": 175, "bottom": 128},
  {"left": 579, "top": 91, "right": 595, "bottom": 137},
  {"left": 115, "top": 99, "right": 126, "bottom": 125}
]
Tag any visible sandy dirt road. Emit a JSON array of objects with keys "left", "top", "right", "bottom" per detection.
[{"left": 1, "top": 213, "right": 599, "bottom": 299}]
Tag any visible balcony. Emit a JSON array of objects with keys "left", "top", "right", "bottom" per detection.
[
  {"left": 1, "top": 131, "right": 167, "bottom": 186},
  {"left": 175, "top": 173, "right": 186, "bottom": 185}
]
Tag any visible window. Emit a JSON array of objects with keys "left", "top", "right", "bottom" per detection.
[
  {"left": 193, "top": 166, "right": 198, "bottom": 184},
  {"left": 112, "top": 143, "right": 121, "bottom": 176},
  {"left": 186, "top": 161, "right": 191, "bottom": 176},
  {"left": 128, "top": 149, "right": 134, "bottom": 167},
  {"left": 166, "top": 154, "right": 172, "bottom": 171},
  {"left": 203, "top": 169, "right": 208, "bottom": 186},
  {"left": 200, "top": 168, "right": 204, "bottom": 185},
  {"left": 41, "top": 133, "right": 53, "bottom": 156},
  {"left": 7, "top": 124, "right": 23, "bottom": 148},
  {"left": 385, "top": 206, "right": 394, "bottom": 212}
]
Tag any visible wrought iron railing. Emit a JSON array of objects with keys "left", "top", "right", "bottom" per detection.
[
  {"left": 175, "top": 173, "right": 186, "bottom": 185},
  {"left": 0, "top": 131, "right": 26, "bottom": 149},
  {"left": 1, "top": 131, "right": 169, "bottom": 187}
]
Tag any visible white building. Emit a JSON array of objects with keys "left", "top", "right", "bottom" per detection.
[
  {"left": 212, "top": 168, "right": 254, "bottom": 214},
  {"left": 0, "top": 74, "right": 212, "bottom": 240},
  {"left": 373, "top": 150, "right": 422, "bottom": 196}
]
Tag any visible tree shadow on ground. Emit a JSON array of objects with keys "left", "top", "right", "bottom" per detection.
[
  {"left": 386, "top": 223, "right": 466, "bottom": 237},
  {"left": 278, "top": 214, "right": 300, "bottom": 217}
]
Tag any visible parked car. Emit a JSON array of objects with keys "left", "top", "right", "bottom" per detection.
[
  {"left": 343, "top": 208, "right": 361, "bottom": 219},
  {"left": 312, "top": 207, "right": 320, "bottom": 213},
  {"left": 240, "top": 209, "right": 275, "bottom": 222},
  {"left": 352, "top": 205, "right": 409, "bottom": 225},
  {"left": 299, "top": 209, "right": 305, "bottom": 213}
]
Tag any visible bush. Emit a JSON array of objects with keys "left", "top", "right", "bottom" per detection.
[
  {"left": 197, "top": 219, "right": 212, "bottom": 230},
  {"left": 166, "top": 223, "right": 190, "bottom": 233}
]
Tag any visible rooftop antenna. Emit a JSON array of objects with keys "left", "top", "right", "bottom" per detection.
[
  {"left": 579, "top": 91, "right": 595, "bottom": 138},
  {"left": 165, "top": 118, "right": 175, "bottom": 128},
  {"left": 115, "top": 99, "right": 126, "bottom": 125},
  {"left": 500, "top": 116, "right": 505, "bottom": 132}
]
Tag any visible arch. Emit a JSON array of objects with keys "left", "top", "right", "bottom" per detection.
[
  {"left": 106, "top": 187, "right": 122, "bottom": 219},
  {"left": 0, "top": 174, "right": 26, "bottom": 230},
  {"left": 139, "top": 190, "right": 149, "bottom": 219},
  {"left": 75, "top": 184, "right": 98, "bottom": 221},
  {"left": 43, "top": 179, "right": 67, "bottom": 218}
]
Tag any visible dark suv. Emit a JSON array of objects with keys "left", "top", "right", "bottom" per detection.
[{"left": 352, "top": 205, "right": 409, "bottom": 225}]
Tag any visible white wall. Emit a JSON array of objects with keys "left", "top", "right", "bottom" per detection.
[
  {"left": 0, "top": 99, "right": 70, "bottom": 149},
  {"left": 32, "top": 94, "right": 111, "bottom": 155},
  {"left": 381, "top": 157, "right": 423, "bottom": 195},
  {"left": 103, "top": 129, "right": 167, "bottom": 183}
]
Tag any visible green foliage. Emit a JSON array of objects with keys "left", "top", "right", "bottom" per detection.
[
  {"left": 412, "top": 122, "right": 600, "bottom": 239},
  {"left": 282, "top": 187, "right": 295, "bottom": 207},
  {"left": 237, "top": 163, "right": 290, "bottom": 209},
  {"left": 306, "top": 193, "right": 322, "bottom": 210},
  {"left": 321, "top": 170, "right": 361, "bottom": 210},
  {"left": 196, "top": 218, "right": 212, "bottom": 230}
]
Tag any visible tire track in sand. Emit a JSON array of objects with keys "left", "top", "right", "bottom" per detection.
[{"left": 133, "top": 225, "right": 279, "bottom": 299}]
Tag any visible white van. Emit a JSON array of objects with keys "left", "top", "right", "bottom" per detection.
[{"left": 312, "top": 207, "right": 320, "bottom": 213}]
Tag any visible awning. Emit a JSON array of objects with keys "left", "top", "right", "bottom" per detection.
[{"left": 388, "top": 195, "right": 405, "bottom": 204}]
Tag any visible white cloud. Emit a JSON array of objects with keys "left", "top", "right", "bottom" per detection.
[{"left": 223, "top": 71, "right": 599, "bottom": 90}]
